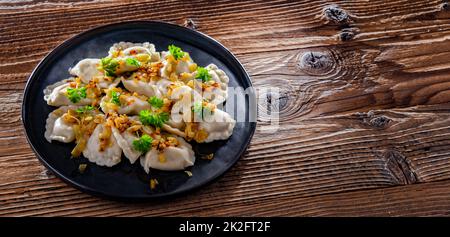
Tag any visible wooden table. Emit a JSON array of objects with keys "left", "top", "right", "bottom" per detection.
[{"left": 1, "top": 0, "right": 450, "bottom": 217}]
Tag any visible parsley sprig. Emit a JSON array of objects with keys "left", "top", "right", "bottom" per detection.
[
  {"left": 148, "top": 96, "right": 164, "bottom": 108},
  {"left": 101, "top": 57, "right": 119, "bottom": 77},
  {"left": 76, "top": 105, "right": 95, "bottom": 114},
  {"left": 66, "top": 87, "right": 87, "bottom": 103},
  {"left": 132, "top": 134, "right": 153, "bottom": 153},
  {"left": 168, "top": 45, "right": 185, "bottom": 60},
  {"left": 110, "top": 90, "right": 121, "bottom": 106},
  {"left": 193, "top": 101, "right": 212, "bottom": 118},
  {"left": 139, "top": 110, "right": 169, "bottom": 128},
  {"left": 195, "top": 66, "right": 211, "bottom": 82},
  {"left": 125, "top": 58, "right": 140, "bottom": 67}
]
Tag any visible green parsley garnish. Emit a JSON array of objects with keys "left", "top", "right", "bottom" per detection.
[
  {"left": 76, "top": 105, "right": 95, "bottom": 114},
  {"left": 193, "top": 101, "right": 203, "bottom": 115},
  {"left": 132, "top": 134, "right": 153, "bottom": 153},
  {"left": 168, "top": 44, "right": 185, "bottom": 60},
  {"left": 66, "top": 87, "right": 87, "bottom": 103},
  {"left": 110, "top": 90, "right": 121, "bottom": 106},
  {"left": 101, "top": 57, "right": 119, "bottom": 77},
  {"left": 193, "top": 101, "right": 212, "bottom": 118},
  {"left": 139, "top": 110, "right": 169, "bottom": 128},
  {"left": 195, "top": 66, "right": 211, "bottom": 82},
  {"left": 125, "top": 58, "right": 140, "bottom": 67},
  {"left": 148, "top": 96, "right": 164, "bottom": 108}
]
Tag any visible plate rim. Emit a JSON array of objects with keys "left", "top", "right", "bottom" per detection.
[{"left": 21, "top": 20, "right": 256, "bottom": 201}]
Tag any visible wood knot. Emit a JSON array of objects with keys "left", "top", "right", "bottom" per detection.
[
  {"left": 323, "top": 5, "right": 350, "bottom": 25},
  {"left": 38, "top": 168, "right": 55, "bottom": 180},
  {"left": 255, "top": 80, "right": 297, "bottom": 122},
  {"left": 266, "top": 91, "right": 288, "bottom": 112},
  {"left": 368, "top": 116, "right": 391, "bottom": 128},
  {"left": 380, "top": 149, "right": 417, "bottom": 185},
  {"left": 339, "top": 28, "right": 356, "bottom": 41},
  {"left": 442, "top": 2, "right": 449, "bottom": 11},
  {"left": 358, "top": 111, "right": 392, "bottom": 129},
  {"left": 298, "top": 51, "right": 334, "bottom": 75},
  {"left": 183, "top": 18, "right": 197, "bottom": 30}
]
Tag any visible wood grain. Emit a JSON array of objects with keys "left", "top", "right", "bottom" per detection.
[{"left": 1, "top": 0, "right": 450, "bottom": 216}]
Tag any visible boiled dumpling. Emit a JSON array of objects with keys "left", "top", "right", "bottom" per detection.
[
  {"left": 175, "top": 57, "right": 196, "bottom": 75},
  {"left": 109, "top": 115, "right": 146, "bottom": 164},
  {"left": 44, "top": 106, "right": 78, "bottom": 143},
  {"left": 100, "top": 88, "right": 150, "bottom": 115},
  {"left": 108, "top": 42, "right": 160, "bottom": 66},
  {"left": 198, "top": 109, "right": 236, "bottom": 143},
  {"left": 160, "top": 90, "right": 199, "bottom": 137},
  {"left": 160, "top": 51, "right": 197, "bottom": 79},
  {"left": 161, "top": 98, "right": 190, "bottom": 137},
  {"left": 159, "top": 51, "right": 173, "bottom": 79},
  {"left": 121, "top": 72, "right": 162, "bottom": 98},
  {"left": 116, "top": 57, "right": 141, "bottom": 74},
  {"left": 169, "top": 84, "right": 202, "bottom": 101},
  {"left": 140, "top": 135, "right": 195, "bottom": 172},
  {"left": 82, "top": 123, "right": 122, "bottom": 167},
  {"left": 108, "top": 42, "right": 157, "bottom": 59},
  {"left": 69, "top": 59, "right": 100, "bottom": 83},
  {"left": 100, "top": 57, "right": 141, "bottom": 76},
  {"left": 162, "top": 113, "right": 186, "bottom": 138},
  {"left": 200, "top": 64, "right": 229, "bottom": 104},
  {"left": 111, "top": 127, "right": 141, "bottom": 164},
  {"left": 155, "top": 78, "right": 174, "bottom": 95},
  {"left": 44, "top": 79, "right": 93, "bottom": 106},
  {"left": 69, "top": 59, "right": 120, "bottom": 89}
]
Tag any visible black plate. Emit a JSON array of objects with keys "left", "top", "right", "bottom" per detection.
[{"left": 22, "top": 21, "right": 255, "bottom": 200}]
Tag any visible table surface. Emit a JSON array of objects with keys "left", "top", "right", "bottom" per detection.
[{"left": 2, "top": 0, "right": 450, "bottom": 216}]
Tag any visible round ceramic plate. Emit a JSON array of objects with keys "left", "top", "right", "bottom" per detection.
[{"left": 22, "top": 21, "right": 255, "bottom": 200}]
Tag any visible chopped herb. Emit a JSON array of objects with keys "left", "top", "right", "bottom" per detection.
[
  {"left": 193, "top": 101, "right": 212, "bottom": 118},
  {"left": 185, "top": 170, "right": 193, "bottom": 177},
  {"left": 110, "top": 90, "right": 121, "bottom": 106},
  {"left": 168, "top": 44, "right": 185, "bottom": 60},
  {"left": 101, "top": 57, "right": 119, "bottom": 77},
  {"left": 66, "top": 87, "right": 87, "bottom": 103},
  {"left": 139, "top": 110, "right": 169, "bottom": 128},
  {"left": 148, "top": 96, "right": 164, "bottom": 108},
  {"left": 193, "top": 101, "right": 203, "bottom": 115},
  {"left": 78, "top": 164, "right": 87, "bottom": 174},
  {"left": 125, "top": 57, "right": 140, "bottom": 67},
  {"left": 76, "top": 105, "right": 95, "bottom": 114},
  {"left": 132, "top": 134, "right": 153, "bottom": 153},
  {"left": 195, "top": 66, "right": 211, "bottom": 82}
]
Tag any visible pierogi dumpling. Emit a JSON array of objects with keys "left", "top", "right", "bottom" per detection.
[
  {"left": 108, "top": 42, "right": 156, "bottom": 57},
  {"left": 82, "top": 123, "right": 122, "bottom": 167},
  {"left": 69, "top": 59, "right": 121, "bottom": 89},
  {"left": 140, "top": 135, "right": 195, "bottom": 172},
  {"left": 44, "top": 105, "right": 79, "bottom": 143},
  {"left": 199, "top": 64, "right": 229, "bottom": 104},
  {"left": 44, "top": 79, "right": 94, "bottom": 106},
  {"left": 160, "top": 51, "right": 197, "bottom": 79},
  {"left": 100, "top": 89, "right": 150, "bottom": 115},
  {"left": 198, "top": 109, "right": 236, "bottom": 143},
  {"left": 111, "top": 127, "right": 142, "bottom": 164},
  {"left": 121, "top": 72, "right": 162, "bottom": 98}
]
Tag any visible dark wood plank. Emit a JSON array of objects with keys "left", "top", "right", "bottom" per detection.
[
  {"left": 2, "top": 173, "right": 450, "bottom": 217},
  {"left": 202, "top": 179, "right": 450, "bottom": 217},
  {"left": 1, "top": 0, "right": 450, "bottom": 216}
]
